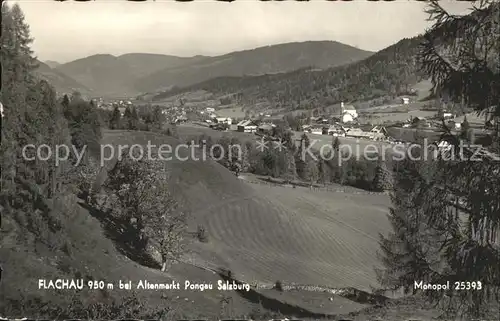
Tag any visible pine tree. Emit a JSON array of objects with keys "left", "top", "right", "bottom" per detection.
[
  {"left": 109, "top": 106, "right": 121, "bottom": 130},
  {"left": 379, "top": 1, "right": 500, "bottom": 318},
  {"left": 372, "top": 159, "right": 392, "bottom": 192},
  {"left": 295, "top": 133, "right": 310, "bottom": 179},
  {"left": 151, "top": 105, "right": 164, "bottom": 130},
  {"left": 332, "top": 136, "right": 340, "bottom": 152},
  {"left": 0, "top": 3, "right": 72, "bottom": 214},
  {"left": 129, "top": 106, "right": 139, "bottom": 130}
]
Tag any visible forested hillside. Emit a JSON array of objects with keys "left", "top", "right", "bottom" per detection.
[
  {"left": 134, "top": 41, "right": 373, "bottom": 93},
  {"left": 34, "top": 60, "right": 93, "bottom": 96},
  {"left": 152, "top": 36, "right": 425, "bottom": 109}
]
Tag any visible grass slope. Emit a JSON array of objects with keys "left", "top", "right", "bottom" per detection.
[{"left": 102, "top": 130, "right": 391, "bottom": 292}]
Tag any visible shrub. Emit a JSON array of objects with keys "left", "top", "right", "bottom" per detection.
[
  {"left": 196, "top": 225, "right": 209, "bottom": 243},
  {"left": 274, "top": 280, "right": 284, "bottom": 292}
]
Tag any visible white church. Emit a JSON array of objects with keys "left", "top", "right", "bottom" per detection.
[{"left": 340, "top": 102, "right": 358, "bottom": 123}]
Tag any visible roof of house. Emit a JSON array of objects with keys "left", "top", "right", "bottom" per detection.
[
  {"left": 237, "top": 120, "right": 257, "bottom": 127},
  {"left": 258, "top": 124, "right": 274, "bottom": 130},
  {"left": 343, "top": 105, "right": 356, "bottom": 111}
]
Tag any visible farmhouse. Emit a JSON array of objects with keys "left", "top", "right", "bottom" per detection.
[
  {"left": 236, "top": 119, "right": 258, "bottom": 133},
  {"left": 345, "top": 128, "right": 373, "bottom": 139},
  {"left": 402, "top": 97, "right": 410, "bottom": 104},
  {"left": 214, "top": 117, "right": 232, "bottom": 125},
  {"left": 257, "top": 123, "right": 276, "bottom": 135},
  {"left": 206, "top": 107, "right": 215, "bottom": 112},
  {"left": 309, "top": 127, "right": 323, "bottom": 135},
  {"left": 341, "top": 102, "right": 358, "bottom": 123},
  {"left": 370, "top": 126, "right": 389, "bottom": 141},
  {"left": 344, "top": 126, "right": 388, "bottom": 140},
  {"left": 328, "top": 124, "right": 346, "bottom": 136}
]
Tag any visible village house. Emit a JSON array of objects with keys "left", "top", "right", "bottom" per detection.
[
  {"left": 370, "top": 126, "right": 389, "bottom": 141},
  {"left": 328, "top": 124, "right": 346, "bottom": 137},
  {"left": 402, "top": 97, "right": 410, "bottom": 105},
  {"left": 206, "top": 107, "right": 215, "bottom": 113},
  {"left": 213, "top": 117, "right": 232, "bottom": 125},
  {"left": 257, "top": 123, "right": 276, "bottom": 135},
  {"left": 345, "top": 128, "right": 374, "bottom": 139},
  {"left": 343, "top": 126, "right": 388, "bottom": 140},
  {"left": 236, "top": 119, "right": 258, "bottom": 133},
  {"left": 309, "top": 126, "right": 323, "bottom": 135}
]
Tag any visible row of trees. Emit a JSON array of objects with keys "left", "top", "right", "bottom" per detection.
[
  {"left": 0, "top": 4, "right": 104, "bottom": 213},
  {"left": 184, "top": 131, "right": 393, "bottom": 192},
  {"left": 99, "top": 105, "right": 165, "bottom": 131}
]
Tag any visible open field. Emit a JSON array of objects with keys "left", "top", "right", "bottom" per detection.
[
  {"left": 293, "top": 131, "right": 394, "bottom": 157},
  {"left": 215, "top": 105, "right": 246, "bottom": 119},
  {"left": 103, "top": 130, "right": 392, "bottom": 293},
  {"left": 360, "top": 109, "right": 436, "bottom": 124},
  {"left": 191, "top": 183, "right": 391, "bottom": 291},
  {"left": 177, "top": 123, "right": 257, "bottom": 143}
]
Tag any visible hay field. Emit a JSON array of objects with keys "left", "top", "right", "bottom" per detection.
[
  {"left": 293, "top": 131, "right": 394, "bottom": 157},
  {"left": 190, "top": 183, "right": 391, "bottom": 292},
  {"left": 361, "top": 110, "right": 436, "bottom": 124},
  {"left": 177, "top": 123, "right": 257, "bottom": 143},
  {"left": 103, "top": 130, "right": 392, "bottom": 293},
  {"left": 216, "top": 105, "right": 246, "bottom": 119}
]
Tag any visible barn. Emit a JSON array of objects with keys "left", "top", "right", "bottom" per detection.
[{"left": 237, "top": 120, "right": 258, "bottom": 133}]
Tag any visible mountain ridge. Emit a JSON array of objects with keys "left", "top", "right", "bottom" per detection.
[
  {"left": 150, "top": 36, "right": 426, "bottom": 109},
  {"left": 133, "top": 40, "right": 373, "bottom": 93},
  {"left": 50, "top": 41, "right": 372, "bottom": 97}
]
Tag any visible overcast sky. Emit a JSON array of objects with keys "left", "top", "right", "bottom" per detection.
[{"left": 13, "top": 0, "right": 474, "bottom": 64}]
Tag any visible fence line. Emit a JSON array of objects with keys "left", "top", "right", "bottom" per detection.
[{"left": 240, "top": 177, "right": 389, "bottom": 196}]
